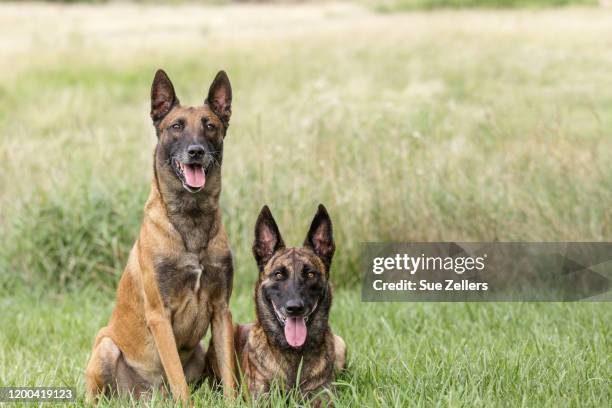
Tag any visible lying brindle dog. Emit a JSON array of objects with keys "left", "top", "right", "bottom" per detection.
[{"left": 208, "top": 204, "right": 346, "bottom": 406}]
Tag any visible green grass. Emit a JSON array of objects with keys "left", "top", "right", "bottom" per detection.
[
  {"left": 0, "top": 289, "right": 609, "bottom": 407},
  {"left": 0, "top": 2, "right": 611, "bottom": 407}
]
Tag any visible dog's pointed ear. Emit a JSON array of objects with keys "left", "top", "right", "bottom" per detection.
[
  {"left": 151, "top": 69, "right": 179, "bottom": 123},
  {"left": 253, "top": 205, "right": 285, "bottom": 272},
  {"left": 206, "top": 70, "right": 232, "bottom": 127},
  {"left": 304, "top": 204, "right": 335, "bottom": 270}
]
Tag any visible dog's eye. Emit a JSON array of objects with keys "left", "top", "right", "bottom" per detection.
[
  {"left": 273, "top": 271, "right": 285, "bottom": 281},
  {"left": 206, "top": 123, "right": 216, "bottom": 131},
  {"left": 303, "top": 267, "right": 317, "bottom": 279},
  {"left": 171, "top": 122, "right": 183, "bottom": 130}
]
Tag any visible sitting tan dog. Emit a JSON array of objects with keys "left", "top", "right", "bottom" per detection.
[{"left": 85, "top": 69, "right": 236, "bottom": 404}]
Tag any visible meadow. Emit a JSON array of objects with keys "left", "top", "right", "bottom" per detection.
[{"left": 0, "top": 2, "right": 610, "bottom": 406}]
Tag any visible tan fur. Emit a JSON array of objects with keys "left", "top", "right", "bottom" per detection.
[
  {"left": 85, "top": 70, "right": 236, "bottom": 404},
  {"left": 85, "top": 184, "right": 235, "bottom": 404}
]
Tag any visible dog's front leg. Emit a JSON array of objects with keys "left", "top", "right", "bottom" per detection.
[
  {"left": 140, "top": 253, "right": 190, "bottom": 405},
  {"left": 211, "top": 306, "right": 236, "bottom": 398},
  {"left": 145, "top": 307, "right": 189, "bottom": 404}
]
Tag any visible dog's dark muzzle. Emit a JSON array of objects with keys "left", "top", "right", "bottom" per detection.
[
  {"left": 270, "top": 298, "right": 319, "bottom": 349},
  {"left": 170, "top": 144, "right": 219, "bottom": 193}
]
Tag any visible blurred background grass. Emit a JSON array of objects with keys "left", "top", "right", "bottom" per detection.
[
  {"left": 364, "top": 0, "right": 599, "bottom": 12},
  {"left": 12, "top": 0, "right": 601, "bottom": 10},
  {"left": 0, "top": 1, "right": 611, "bottom": 293}
]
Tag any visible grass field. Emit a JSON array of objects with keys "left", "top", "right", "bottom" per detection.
[
  {"left": 1, "top": 288, "right": 609, "bottom": 406},
  {"left": 0, "top": 1, "right": 610, "bottom": 407}
]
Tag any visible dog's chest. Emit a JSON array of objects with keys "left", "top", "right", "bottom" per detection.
[
  {"left": 154, "top": 253, "right": 216, "bottom": 350},
  {"left": 246, "top": 328, "right": 335, "bottom": 394}
]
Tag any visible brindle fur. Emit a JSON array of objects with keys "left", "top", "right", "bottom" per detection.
[
  {"left": 85, "top": 70, "right": 236, "bottom": 404},
  {"left": 208, "top": 205, "right": 346, "bottom": 406}
]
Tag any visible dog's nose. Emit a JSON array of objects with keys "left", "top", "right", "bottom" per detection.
[
  {"left": 285, "top": 299, "right": 305, "bottom": 316},
  {"left": 187, "top": 145, "right": 205, "bottom": 159}
]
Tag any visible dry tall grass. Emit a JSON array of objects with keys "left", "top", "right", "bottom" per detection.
[{"left": 1, "top": 2, "right": 611, "bottom": 290}]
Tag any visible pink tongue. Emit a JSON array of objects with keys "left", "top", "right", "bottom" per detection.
[
  {"left": 183, "top": 164, "right": 205, "bottom": 188},
  {"left": 284, "top": 317, "right": 307, "bottom": 348}
]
